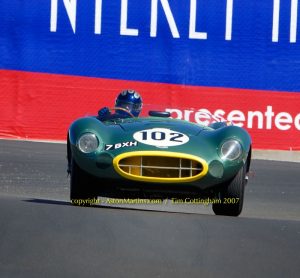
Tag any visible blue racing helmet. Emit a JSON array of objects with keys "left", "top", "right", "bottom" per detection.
[{"left": 115, "top": 89, "right": 142, "bottom": 117}]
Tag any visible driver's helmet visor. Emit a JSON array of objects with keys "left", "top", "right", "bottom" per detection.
[{"left": 116, "top": 101, "right": 142, "bottom": 113}]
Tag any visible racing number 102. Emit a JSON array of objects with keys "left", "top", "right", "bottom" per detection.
[
  {"left": 141, "top": 131, "right": 183, "bottom": 142},
  {"left": 133, "top": 128, "right": 189, "bottom": 147}
]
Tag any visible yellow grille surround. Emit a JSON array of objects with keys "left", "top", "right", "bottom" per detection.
[{"left": 113, "top": 151, "right": 208, "bottom": 183}]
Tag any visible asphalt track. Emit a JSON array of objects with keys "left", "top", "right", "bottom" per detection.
[{"left": 0, "top": 139, "right": 299, "bottom": 278}]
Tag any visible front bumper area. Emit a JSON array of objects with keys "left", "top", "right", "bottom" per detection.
[{"left": 71, "top": 147, "right": 243, "bottom": 193}]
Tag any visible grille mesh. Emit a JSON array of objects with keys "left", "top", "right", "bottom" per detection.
[{"left": 118, "top": 156, "right": 203, "bottom": 179}]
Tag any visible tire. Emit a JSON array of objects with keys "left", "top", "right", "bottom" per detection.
[
  {"left": 212, "top": 164, "right": 246, "bottom": 216},
  {"left": 70, "top": 158, "right": 98, "bottom": 206}
]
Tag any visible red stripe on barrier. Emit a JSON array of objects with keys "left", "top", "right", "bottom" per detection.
[{"left": 1, "top": 69, "right": 300, "bottom": 150}]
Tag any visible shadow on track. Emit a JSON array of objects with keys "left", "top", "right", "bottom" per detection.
[{"left": 23, "top": 198, "right": 213, "bottom": 216}]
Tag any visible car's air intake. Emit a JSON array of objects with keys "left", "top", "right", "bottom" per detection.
[{"left": 113, "top": 151, "right": 208, "bottom": 183}]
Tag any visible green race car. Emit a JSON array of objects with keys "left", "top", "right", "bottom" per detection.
[{"left": 67, "top": 109, "right": 252, "bottom": 216}]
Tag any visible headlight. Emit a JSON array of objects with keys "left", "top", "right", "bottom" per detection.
[
  {"left": 77, "top": 133, "right": 99, "bottom": 153},
  {"left": 220, "top": 139, "right": 242, "bottom": 161}
]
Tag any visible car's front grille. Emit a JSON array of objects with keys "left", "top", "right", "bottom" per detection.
[{"left": 113, "top": 151, "right": 208, "bottom": 183}]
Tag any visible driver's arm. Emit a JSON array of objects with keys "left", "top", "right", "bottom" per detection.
[{"left": 97, "top": 107, "right": 111, "bottom": 121}]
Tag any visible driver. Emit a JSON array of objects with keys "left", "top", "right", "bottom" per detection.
[{"left": 98, "top": 89, "right": 143, "bottom": 121}]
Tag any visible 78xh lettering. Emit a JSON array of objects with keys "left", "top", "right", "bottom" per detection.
[{"left": 105, "top": 141, "right": 138, "bottom": 151}]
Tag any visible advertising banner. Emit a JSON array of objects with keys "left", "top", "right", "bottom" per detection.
[{"left": 1, "top": 0, "right": 300, "bottom": 149}]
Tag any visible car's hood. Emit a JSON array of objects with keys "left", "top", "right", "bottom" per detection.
[
  {"left": 105, "top": 117, "right": 210, "bottom": 136},
  {"left": 69, "top": 116, "right": 251, "bottom": 164}
]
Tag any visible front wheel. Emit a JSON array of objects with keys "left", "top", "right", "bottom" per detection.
[
  {"left": 212, "top": 164, "right": 247, "bottom": 216},
  {"left": 70, "top": 159, "right": 98, "bottom": 206}
]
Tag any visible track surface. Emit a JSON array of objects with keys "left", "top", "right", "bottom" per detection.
[{"left": 0, "top": 140, "right": 299, "bottom": 278}]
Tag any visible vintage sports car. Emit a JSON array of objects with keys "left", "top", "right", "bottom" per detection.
[{"left": 67, "top": 108, "right": 252, "bottom": 216}]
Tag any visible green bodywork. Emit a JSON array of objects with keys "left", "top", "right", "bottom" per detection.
[{"left": 68, "top": 116, "right": 251, "bottom": 190}]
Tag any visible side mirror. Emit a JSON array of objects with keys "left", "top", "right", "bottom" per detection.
[{"left": 148, "top": 111, "right": 171, "bottom": 117}]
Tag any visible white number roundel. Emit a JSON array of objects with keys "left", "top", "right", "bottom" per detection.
[{"left": 133, "top": 128, "right": 189, "bottom": 147}]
